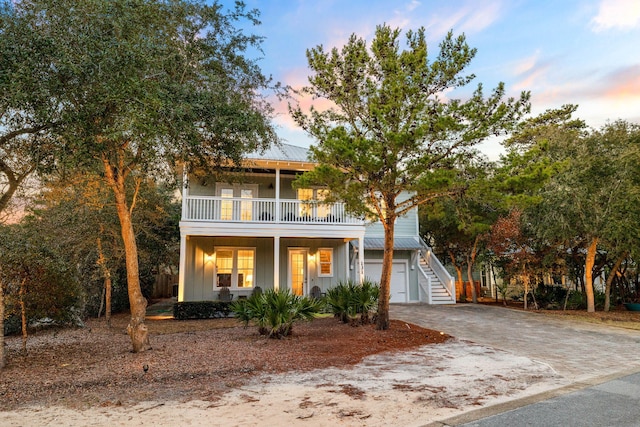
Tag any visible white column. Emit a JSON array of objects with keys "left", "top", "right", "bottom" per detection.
[
  {"left": 181, "top": 165, "right": 189, "bottom": 220},
  {"left": 273, "top": 236, "right": 280, "bottom": 291},
  {"left": 275, "top": 167, "right": 281, "bottom": 223},
  {"left": 358, "top": 235, "right": 365, "bottom": 284},
  {"left": 178, "top": 234, "right": 187, "bottom": 302},
  {"left": 345, "top": 241, "right": 350, "bottom": 279}
]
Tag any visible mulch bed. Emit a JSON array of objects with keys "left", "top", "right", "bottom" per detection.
[{"left": 1, "top": 313, "right": 449, "bottom": 410}]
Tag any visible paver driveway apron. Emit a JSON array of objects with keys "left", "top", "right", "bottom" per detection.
[{"left": 391, "top": 303, "right": 640, "bottom": 383}]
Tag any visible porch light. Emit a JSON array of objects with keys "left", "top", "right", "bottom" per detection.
[{"left": 204, "top": 253, "right": 214, "bottom": 264}]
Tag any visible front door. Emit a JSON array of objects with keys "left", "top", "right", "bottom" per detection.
[{"left": 289, "top": 249, "right": 308, "bottom": 296}]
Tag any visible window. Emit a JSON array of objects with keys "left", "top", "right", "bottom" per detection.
[
  {"left": 220, "top": 189, "right": 234, "bottom": 221},
  {"left": 240, "top": 189, "right": 253, "bottom": 221},
  {"left": 297, "top": 188, "right": 331, "bottom": 218},
  {"left": 316, "top": 189, "right": 331, "bottom": 218},
  {"left": 297, "top": 188, "right": 313, "bottom": 217},
  {"left": 317, "top": 248, "right": 333, "bottom": 277},
  {"left": 215, "top": 247, "right": 255, "bottom": 288},
  {"left": 216, "top": 184, "right": 258, "bottom": 221}
]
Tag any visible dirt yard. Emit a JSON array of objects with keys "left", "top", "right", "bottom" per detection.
[
  {"left": 1, "top": 306, "right": 580, "bottom": 426},
  {"left": 1, "top": 313, "right": 449, "bottom": 410}
]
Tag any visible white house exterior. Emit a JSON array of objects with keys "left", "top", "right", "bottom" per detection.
[{"left": 177, "top": 143, "right": 455, "bottom": 304}]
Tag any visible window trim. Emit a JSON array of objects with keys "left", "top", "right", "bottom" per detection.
[
  {"left": 213, "top": 246, "right": 256, "bottom": 289},
  {"left": 317, "top": 247, "right": 334, "bottom": 277}
]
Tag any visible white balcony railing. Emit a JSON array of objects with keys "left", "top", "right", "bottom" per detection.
[{"left": 183, "top": 196, "right": 362, "bottom": 225}]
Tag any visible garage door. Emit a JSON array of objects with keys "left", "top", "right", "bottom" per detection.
[{"left": 364, "top": 261, "right": 408, "bottom": 303}]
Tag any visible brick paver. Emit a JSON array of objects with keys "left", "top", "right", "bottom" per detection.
[{"left": 391, "top": 304, "right": 640, "bottom": 383}]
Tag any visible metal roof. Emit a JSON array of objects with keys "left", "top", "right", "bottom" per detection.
[
  {"left": 351, "top": 237, "right": 424, "bottom": 251},
  {"left": 245, "top": 143, "right": 311, "bottom": 163}
]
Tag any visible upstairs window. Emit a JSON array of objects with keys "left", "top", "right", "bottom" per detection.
[{"left": 297, "top": 188, "right": 331, "bottom": 218}]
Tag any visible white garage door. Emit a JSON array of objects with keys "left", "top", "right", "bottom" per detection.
[{"left": 364, "top": 261, "right": 408, "bottom": 303}]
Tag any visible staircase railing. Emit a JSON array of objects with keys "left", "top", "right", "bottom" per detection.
[
  {"left": 416, "top": 263, "right": 432, "bottom": 304},
  {"left": 418, "top": 237, "right": 455, "bottom": 301}
]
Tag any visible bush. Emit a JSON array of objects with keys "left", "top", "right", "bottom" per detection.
[
  {"left": 325, "top": 279, "right": 379, "bottom": 325},
  {"left": 231, "top": 289, "right": 321, "bottom": 339},
  {"left": 553, "top": 290, "right": 606, "bottom": 310},
  {"left": 532, "top": 284, "right": 568, "bottom": 310},
  {"left": 173, "top": 301, "right": 233, "bottom": 319},
  {"left": 3, "top": 314, "right": 21, "bottom": 336}
]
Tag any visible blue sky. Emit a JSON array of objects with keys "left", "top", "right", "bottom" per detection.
[{"left": 219, "top": 0, "right": 640, "bottom": 159}]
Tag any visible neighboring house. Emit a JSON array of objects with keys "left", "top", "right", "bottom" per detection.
[{"left": 177, "top": 143, "right": 455, "bottom": 304}]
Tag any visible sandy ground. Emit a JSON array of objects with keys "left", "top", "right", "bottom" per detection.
[{"left": 0, "top": 338, "right": 566, "bottom": 427}]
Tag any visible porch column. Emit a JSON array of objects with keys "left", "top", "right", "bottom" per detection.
[
  {"left": 358, "top": 235, "right": 365, "bottom": 284},
  {"left": 273, "top": 236, "right": 280, "bottom": 291},
  {"left": 275, "top": 167, "right": 281, "bottom": 223},
  {"left": 178, "top": 234, "right": 187, "bottom": 302},
  {"left": 181, "top": 166, "right": 190, "bottom": 219}
]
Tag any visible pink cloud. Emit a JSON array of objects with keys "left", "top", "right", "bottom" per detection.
[
  {"left": 511, "top": 55, "right": 555, "bottom": 92},
  {"left": 596, "top": 64, "right": 640, "bottom": 99}
]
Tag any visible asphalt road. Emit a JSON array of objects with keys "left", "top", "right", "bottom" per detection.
[{"left": 459, "top": 372, "right": 640, "bottom": 427}]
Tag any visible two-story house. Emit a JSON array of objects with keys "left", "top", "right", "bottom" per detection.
[{"left": 177, "top": 143, "right": 455, "bottom": 304}]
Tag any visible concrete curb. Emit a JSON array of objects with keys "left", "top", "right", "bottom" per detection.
[{"left": 423, "top": 367, "right": 640, "bottom": 427}]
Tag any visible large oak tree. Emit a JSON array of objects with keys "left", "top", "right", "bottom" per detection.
[
  {"left": 0, "top": 0, "right": 64, "bottom": 368},
  {"left": 7, "top": 0, "right": 277, "bottom": 351},
  {"left": 291, "top": 25, "right": 529, "bottom": 329}
]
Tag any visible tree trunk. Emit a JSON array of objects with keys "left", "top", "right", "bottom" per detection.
[
  {"left": 585, "top": 237, "right": 598, "bottom": 313},
  {"left": 96, "top": 234, "right": 112, "bottom": 326},
  {"left": 19, "top": 278, "right": 27, "bottom": 355},
  {"left": 102, "top": 155, "right": 149, "bottom": 352},
  {"left": 376, "top": 215, "right": 395, "bottom": 331},
  {"left": 604, "top": 251, "right": 626, "bottom": 312},
  {"left": 0, "top": 277, "right": 5, "bottom": 369},
  {"left": 98, "top": 286, "right": 105, "bottom": 318},
  {"left": 522, "top": 271, "right": 528, "bottom": 311},
  {"left": 466, "top": 257, "right": 476, "bottom": 304},
  {"left": 449, "top": 252, "right": 465, "bottom": 301},
  {"left": 467, "top": 236, "right": 479, "bottom": 304}
]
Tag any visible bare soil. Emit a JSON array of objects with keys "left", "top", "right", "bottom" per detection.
[{"left": 0, "top": 312, "right": 449, "bottom": 411}]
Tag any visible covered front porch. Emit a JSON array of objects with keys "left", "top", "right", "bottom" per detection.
[{"left": 177, "top": 226, "right": 366, "bottom": 302}]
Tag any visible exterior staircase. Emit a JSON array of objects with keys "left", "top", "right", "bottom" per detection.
[{"left": 417, "top": 239, "right": 456, "bottom": 304}]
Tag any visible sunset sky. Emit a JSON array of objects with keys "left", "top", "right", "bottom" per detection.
[{"left": 219, "top": 0, "right": 640, "bottom": 159}]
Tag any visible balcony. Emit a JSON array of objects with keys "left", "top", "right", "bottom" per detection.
[{"left": 183, "top": 196, "right": 363, "bottom": 225}]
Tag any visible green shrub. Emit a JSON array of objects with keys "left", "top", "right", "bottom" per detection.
[
  {"left": 532, "top": 284, "right": 568, "bottom": 309},
  {"left": 325, "top": 279, "right": 379, "bottom": 325},
  {"left": 231, "top": 289, "right": 321, "bottom": 339},
  {"left": 563, "top": 290, "right": 606, "bottom": 310},
  {"left": 173, "top": 301, "right": 233, "bottom": 319}
]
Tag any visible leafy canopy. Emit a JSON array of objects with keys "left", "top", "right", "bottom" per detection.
[{"left": 291, "top": 25, "right": 530, "bottom": 219}]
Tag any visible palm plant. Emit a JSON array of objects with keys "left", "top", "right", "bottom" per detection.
[
  {"left": 325, "top": 280, "right": 379, "bottom": 324},
  {"left": 231, "top": 289, "right": 321, "bottom": 339}
]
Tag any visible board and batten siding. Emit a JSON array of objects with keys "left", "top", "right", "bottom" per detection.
[
  {"left": 279, "top": 238, "right": 349, "bottom": 294},
  {"left": 181, "top": 236, "right": 350, "bottom": 301},
  {"left": 187, "top": 174, "right": 299, "bottom": 199},
  {"left": 363, "top": 192, "right": 419, "bottom": 238},
  {"left": 182, "top": 237, "right": 273, "bottom": 301}
]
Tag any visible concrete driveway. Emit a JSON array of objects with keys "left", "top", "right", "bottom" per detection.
[
  {"left": 391, "top": 303, "right": 640, "bottom": 383},
  {"left": 391, "top": 303, "right": 640, "bottom": 426}
]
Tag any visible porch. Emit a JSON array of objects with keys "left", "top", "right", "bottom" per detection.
[{"left": 182, "top": 195, "right": 362, "bottom": 225}]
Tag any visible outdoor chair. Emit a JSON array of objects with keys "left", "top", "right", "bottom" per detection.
[
  {"left": 218, "top": 287, "right": 233, "bottom": 302},
  {"left": 310, "top": 285, "right": 324, "bottom": 299}
]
